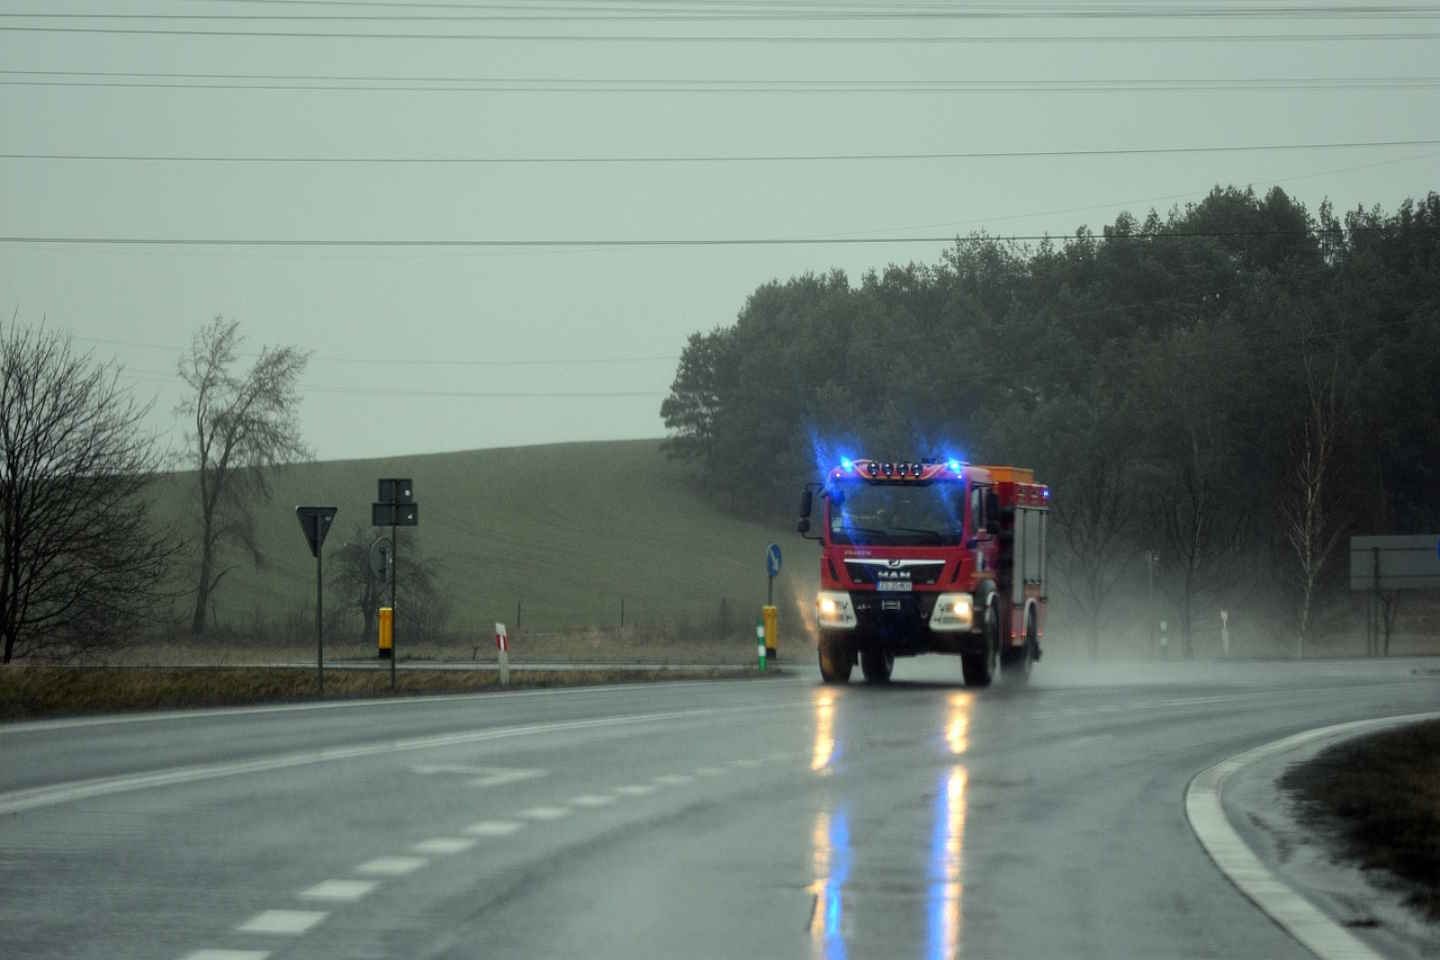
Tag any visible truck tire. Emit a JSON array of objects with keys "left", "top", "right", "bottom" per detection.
[
  {"left": 860, "top": 646, "right": 894, "bottom": 684},
  {"left": 1001, "top": 616, "right": 1035, "bottom": 686},
  {"left": 818, "top": 631, "right": 852, "bottom": 685},
  {"left": 962, "top": 605, "right": 1000, "bottom": 688}
]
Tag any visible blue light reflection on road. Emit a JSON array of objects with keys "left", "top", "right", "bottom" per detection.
[{"left": 809, "top": 805, "right": 852, "bottom": 960}]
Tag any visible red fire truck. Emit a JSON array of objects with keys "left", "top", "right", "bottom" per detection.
[{"left": 797, "top": 457, "right": 1050, "bottom": 686}]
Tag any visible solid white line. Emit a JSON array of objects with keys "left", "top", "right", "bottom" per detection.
[
  {"left": 355, "top": 856, "right": 427, "bottom": 877},
  {"left": 614, "top": 784, "right": 656, "bottom": 797},
  {"left": 1185, "top": 711, "right": 1440, "bottom": 960},
  {"left": 0, "top": 703, "right": 794, "bottom": 816},
  {"left": 517, "top": 805, "right": 570, "bottom": 821},
  {"left": 412, "top": 837, "right": 476, "bottom": 855},
  {"left": 652, "top": 774, "right": 694, "bottom": 786},
  {"left": 0, "top": 677, "right": 747, "bottom": 735},
  {"left": 235, "top": 910, "right": 328, "bottom": 935},
  {"left": 569, "top": 793, "right": 617, "bottom": 807},
  {"left": 180, "top": 952, "right": 271, "bottom": 960},
  {"left": 299, "top": 879, "right": 377, "bottom": 902},
  {"left": 463, "top": 819, "right": 523, "bottom": 836}
]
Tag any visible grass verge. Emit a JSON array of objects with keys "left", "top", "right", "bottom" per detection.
[
  {"left": 1279, "top": 718, "right": 1440, "bottom": 920},
  {"left": 0, "top": 664, "right": 771, "bottom": 722}
]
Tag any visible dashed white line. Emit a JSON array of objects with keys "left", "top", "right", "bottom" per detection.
[
  {"left": 180, "top": 952, "right": 270, "bottom": 960},
  {"left": 569, "top": 793, "right": 617, "bottom": 807},
  {"left": 355, "top": 856, "right": 428, "bottom": 877},
  {"left": 412, "top": 837, "right": 477, "bottom": 855},
  {"left": 299, "top": 879, "right": 377, "bottom": 902},
  {"left": 732, "top": 758, "right": 762, "bottom": 768},
  {"left": 463, "top": 819, "right": 523, "bottom": 837},
  {"left": 693, "top": 766, "right": 726, "bottom": 777},
  {"left": 518, "top": 805, "right": 571, "bottom": 820},
  {"left": 235, "top": 910, "right": 328, "bottom": 935},
  {"left": 614, "top": 784, "right": 656, "bottom": 797},
  {"left": 653, "top": 774, "right": 694, "bottom": 786}
]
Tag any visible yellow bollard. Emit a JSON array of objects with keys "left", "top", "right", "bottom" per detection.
[
  {"left": 378, "top": 606, "right": 393, "bottom": 659},
  {"left": 763, "top": 604, "right": 778, "bottom": 661}
]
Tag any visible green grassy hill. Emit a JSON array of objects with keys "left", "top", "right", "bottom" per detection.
[{"left": 153, "top": 439, "right": 816, "bottom": 649}]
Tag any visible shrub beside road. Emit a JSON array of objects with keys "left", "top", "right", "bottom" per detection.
[{"left": 1280, "top": 718, "right": 1440, "bottom": 920}]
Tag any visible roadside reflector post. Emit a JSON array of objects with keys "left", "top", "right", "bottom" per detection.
[
  {"left": 762, "top": 604, "right": 778, "bottom": 662},
  {"left": 1159, "top": 620, "right": 1169, "bottom": 659},
  {"left": 756, "top": 615, "right": 766, "bottom": 671},
  {"left": 378, "top": 606, "right": 394, "bottom": 659},
  {"left": 1220, "top": 609, "right": 1230, "bottom": 658},
  {"left": 495, "top": 622, "right": 510, "bottom": 687}
]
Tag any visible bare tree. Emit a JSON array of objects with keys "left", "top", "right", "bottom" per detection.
[
  {"left": 1279, "top": 349, "right": 1350, "bottom": 657},
  {"left": 330, "top": 525, "right": 382, "bottom": 642},
  {"left": 177, "top": 317, "right": 309, "bottom": 638},
  {"left": 0, "top": 316, "right": 174, "bottom": 663}
]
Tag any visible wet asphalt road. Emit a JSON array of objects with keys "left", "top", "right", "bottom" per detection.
[{"left": 1, "top": 656, "right": 1437, "bottom": 960}]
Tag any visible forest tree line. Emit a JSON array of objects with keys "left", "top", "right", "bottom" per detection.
[{"left": 660, "top": 186, "right": 1440, "bottom": 656}]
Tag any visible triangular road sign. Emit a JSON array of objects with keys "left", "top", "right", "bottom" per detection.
[{"left": 296, "top": 506, "right": 338, "bottom": 558}]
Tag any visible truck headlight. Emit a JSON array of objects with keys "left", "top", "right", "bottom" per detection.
[
  {"left": 930, "top": 593, "right": 974, "bottom": 631},
  {"left": 816, "top": 591, "right": 857, "bottom": 629}
]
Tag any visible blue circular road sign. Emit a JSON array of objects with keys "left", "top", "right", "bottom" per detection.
[{"left": 766, "top": 543, "right": 782, "bottom": 577}]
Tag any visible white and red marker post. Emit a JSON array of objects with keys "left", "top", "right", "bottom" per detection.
[{"left": 495, "top": 622, "right": 510, "bottom": 687}]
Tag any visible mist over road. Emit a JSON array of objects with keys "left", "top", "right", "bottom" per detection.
[{"left": 1, "top": 657, "right": 1435, "bottom": 959}]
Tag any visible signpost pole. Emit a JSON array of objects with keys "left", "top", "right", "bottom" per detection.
[
  {"left": 317, "top": 547, "right": 324, "bottom": 693},
  {"left": 390, "top": 519, "right": 398, "bottom": 690}
]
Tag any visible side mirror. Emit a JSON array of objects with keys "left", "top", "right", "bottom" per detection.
[
  {"left": 799, "top": 489, "right": 813, "bottom": 519},
  {"left": 797, "top": 517, "right": 811, "bottom": 534}
]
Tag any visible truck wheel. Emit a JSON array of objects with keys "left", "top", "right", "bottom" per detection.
[
  {"left": 962, "top": 605, "right": 1000, "bottom": 688},
  {"left": 1001, "top": 630, "right": 1035, "bottom": 685},
  {"left": 818, "top": 631, "right": 852, "bottom": 685},
  {"left": 860, "top": 647, "right": 894, "bottom": 684}
]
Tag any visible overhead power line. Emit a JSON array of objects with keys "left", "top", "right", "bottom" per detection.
[
  {"left": 0, "top": 230, "right": 1406, "bottom": 249},
  {"left": 2, "top": 25, "right": 1437, "bottom": 42},
  {"left": 8, "top": 5, "right": 1440, "bottom": 21},
  {"left": 4, "top": 138, "right": 1434, "bottom": 165},
  {"left": 5, "top": 70, "right": 1437, "bottom": 94}
]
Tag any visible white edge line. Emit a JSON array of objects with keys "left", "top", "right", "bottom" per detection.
[
  {"left": 0, "top": 702, "right": 798, "bottom": 816},
  {"left": 1184, "top": 711, "right": 1440, "bottom": 960},
  {"left": 0, "top": 676, "right": 747, "bottom": 736}
]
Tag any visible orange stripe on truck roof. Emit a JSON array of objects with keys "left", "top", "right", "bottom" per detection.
[{"left": 973, "top": 465, "right": 1035, "bottom": 484}]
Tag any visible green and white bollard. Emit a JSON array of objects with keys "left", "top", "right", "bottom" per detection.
[{"left": 756, "top": 615, "right": 767, "bottom": 671}]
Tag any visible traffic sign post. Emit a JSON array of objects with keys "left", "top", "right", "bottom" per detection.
[
  {"left": 763, "top": 543, "right": 782, "bottom": 661},
  {"left": 373, "top": 479, "right": 418, "bottom": 690},
  {"left": 295, "top": 506, "right": 337, "bottom": 694}
]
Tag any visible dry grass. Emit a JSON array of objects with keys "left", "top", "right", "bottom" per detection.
[
  {"left": 0, "top": 664, "right": 766, "bottom": 722},
  {"left": 1280, "top": 718, "right": 1440, "bottom": 920}
]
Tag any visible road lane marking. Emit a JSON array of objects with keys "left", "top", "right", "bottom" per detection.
[
  {"left": 181, "top": 952, "right": 270, "bottom": 960},
  {"left": 569, "top": 793, "right": 617, "bottom": 807},
  {"left": 0, "top": 703, "right": 800, "bottom": 815},
  {"left": 411, "top": 764, "right": 547, "bottom": 789},
  {"left": 299, "top": 879, "right": 377, "bottom": 902},
  {"left": 614, "top": 784, "right": 656, "bottom": 797},
  {"left": 517, "top": 805, "right": 570, "bottom": 820},
  {"left": 412, "top": 837, "right": 477, "bottom": 855},
  {"left": 652, "top": 774, "right": 694, "bottom": 786},
  {"left": 732, "top": 758, "right": 762, "bottom": 768},
  {"left": 463, "top": 819, "right": 523, "bottom": 836},
  {"left": 0, "top": 678, "right": 763, "bottom": 735},
  {"left": 236, "top": 910, "right": 328, "bottom": 935},
  {"left": 1186, "top": 711, "right": 1440, "bottom": 960},
  {"left": 693, "top": 766, "right": 726, "bottom": 777},
  {"left": 355, "top": 856, "right": 427, "bottom": 876}
]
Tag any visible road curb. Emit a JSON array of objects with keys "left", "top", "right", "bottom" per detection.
[{"left": 1185, "top": 711, "right": 1440, "bottom": 960}]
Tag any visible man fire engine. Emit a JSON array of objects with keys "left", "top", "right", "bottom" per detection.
[{"left": 796, "top": 457, "right": 1050, "bottom": 686}]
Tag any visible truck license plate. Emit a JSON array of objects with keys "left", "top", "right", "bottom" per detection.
[{"left": 876, "top": 581, "right": 912, "bottom": 592}]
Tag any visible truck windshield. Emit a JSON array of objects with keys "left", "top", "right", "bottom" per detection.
[{"left": 828, "top": 480, "right": 966, "bottom": 546}]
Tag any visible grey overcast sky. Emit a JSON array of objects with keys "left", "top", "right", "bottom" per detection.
[{"left": 2, "top": 1, "right": 1437, "bottom": 461}]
